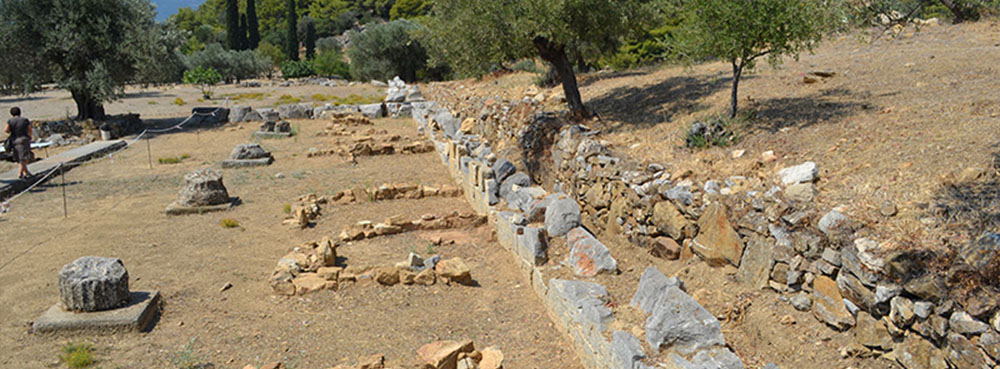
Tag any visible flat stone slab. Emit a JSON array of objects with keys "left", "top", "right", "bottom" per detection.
[
  {"left": 1, "top": 140, "right": 126, "bottom": 199},
  {"left": 164, "top": 198, "right": 238, "bottom": 215},
  {"left": 221, "top": 157, "right": 274, "bottom": 168},
  {"left": 33, "top": 291, "right": 160, "bottom": 333},
  {"left": 251, "top": 131, "right": 293, "bottom": 139}
]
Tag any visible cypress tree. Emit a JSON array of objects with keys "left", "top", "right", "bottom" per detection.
[
  {"left": 247, "top": 0, "right": 261, "bottom": 49},
  {"left": 285, "top": 0, "right": 298, "bottom": 61},
  {"left": 225, "top": 0, "right": 240, "bottom": 50},
  {"left": 304, "top": 18, "right": 316, "bottom": 59},
  {"left": 239, "top": 13, "right": 249, "bottom": 50}
]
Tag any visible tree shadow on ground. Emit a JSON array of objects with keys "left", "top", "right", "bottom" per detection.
[
  {"left": 122, "top": 90, "right": 165, "bottom": 99},
  {"left": 577, "top": 70, "right": 652, "bottom": 89},
  {"left": 745, "top": 88, "right": 871, "bottom": 134},
  {"left": 0, "top": 94, "right": 49, "bottom": 104},
  {"left": 585, "top": 73, "right": 731, "bottom": 133},
  {"left": 929, "top": 152, "right": 1000, "bottom": 238}
]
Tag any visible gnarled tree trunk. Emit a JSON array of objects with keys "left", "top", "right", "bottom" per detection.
[
  {"left": 533, "top": 36, "right": 589, "bottom": 120},
  {"left": 71, "top": 90, "right": 106, "bottom": 120}
]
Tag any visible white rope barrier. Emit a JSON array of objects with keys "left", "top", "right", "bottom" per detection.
[{"left": 0, "top": 107, "right": 225, "bottom": 212}]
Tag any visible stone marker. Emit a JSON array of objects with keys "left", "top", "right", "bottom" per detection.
[
  {"left": 222, "top": 143, "right": 274, "bottom": 168},
  {"left": 59, "top": 257, "right": 129, "bottom": 312},
  {"left": 177, "top": 168, "right": 229, "bottom": 206},
  {"left": 166, "top": 168, "right": 235, "bottom": 215}
]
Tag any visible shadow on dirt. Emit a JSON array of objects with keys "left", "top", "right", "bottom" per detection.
[
  {"left": 585, "top": 73, "right": 730, "bottom": 132},
  {"left": 929, "top": 156, "right": 1000, "bottom": 239},
  {"left": 746, "top": 88, "right": 871, "bottom": 133}
]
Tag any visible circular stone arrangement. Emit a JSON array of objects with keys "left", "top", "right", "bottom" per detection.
[{"left": 58, "top": 256, "right": 130, "bottom": 312}]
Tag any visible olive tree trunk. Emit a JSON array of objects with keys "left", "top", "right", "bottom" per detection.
[
  {"left": 729, "top": 61, "right": 744, "bottom": 119},
  {"left": 71, "top": 90, "right": 106, "bottom": 120},
  {"left": 533, "top": 36, "right": 589, "bottom": 120}
]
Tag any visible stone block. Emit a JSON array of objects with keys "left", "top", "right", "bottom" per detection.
[
  {"left": 33, "top": 291, "right": 160, "bottom": 333},
  {"left": 545, "top": 194, "right": 581, "bottom": 236},
  {"left": 630, "top": 266, "right": 682, "bottom": 313},
  {"left": 58, "top": 257, "right": 129, "bottom": 312},
  {"left": 566, "top": 227, "right": 617, "bottom": 277},
  {"left": 645, "top": 285, "right": 725, "bottom": 355}
]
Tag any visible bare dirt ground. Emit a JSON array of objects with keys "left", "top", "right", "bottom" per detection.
[{"left": 0, "top": 113, "right": 580, "bottom": 368}]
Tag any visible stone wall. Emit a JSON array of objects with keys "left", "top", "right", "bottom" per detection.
[
  {"left": 407, "top": 95, "right": 748, "bottom": 369},
  {"left": 417, "top": 86, "right": 1000, "bottom": 368}
]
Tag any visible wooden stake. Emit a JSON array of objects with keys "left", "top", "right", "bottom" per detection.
[
  {"left": 61, "top": 165, "right": 67, "bottom": 218},
  {"left": 146, "top": 137, "right": 152, "bottom": 170}
]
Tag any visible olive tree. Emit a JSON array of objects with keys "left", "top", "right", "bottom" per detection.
[
  {"left": 422, "top": 0, "right": 655, "bottom": 119},
  {"left": 1, "top": 0, "right": 169, "bottom": 119},
  {"left": 681, "top": 0, "right": 826, "bottom": 118}
]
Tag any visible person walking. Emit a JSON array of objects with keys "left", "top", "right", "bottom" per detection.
[{"left": 5, "top": 107, "right": 33, "bottom": 179}]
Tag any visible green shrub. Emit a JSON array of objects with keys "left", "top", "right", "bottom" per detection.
[
  {"left": 256, "top": 41, "right": 286, "bottom": 70},
  {"left": 347, "top": 19, "right": 428, "bottom": 82},
  {"left": 313, "top": 50, "right": 351, "bottom": 79},
  {"left": 182, "top": 66, "right": 222, "bottom": 99},
  {"left": 158, "top": 154, "right": 190, "bottom": 164},
  {"left": 184, "top": 43, "right": 270, "bottom": 83},
  {"left": 390, "top": 0, "right": 433, "bottom": 20},
  {"left": 59, "top": 343, "right": 96, "bottom": 369},
  {"left": 282, "top": 203, "right": 292, "bottom": 214},
  {"left": 280, "top": 60, "right": 316, "bottom": 79},
  {"left": 600, "top": 24, "right": 679, "bottom": 70},
  {"left": 173, "top": 97, "right": 186, "bottom": 106},
  {"left": 511, "top": 59, "right": 542, "bottom": 74},
  {"left": 220, "top": 219, "right": 241, "bottom": 228},
  {"left": 316, "top": 37, "right": 340, "bottom": 53},
  {"left": 685, "top": 115, "right": 741, "bottom": 149}
]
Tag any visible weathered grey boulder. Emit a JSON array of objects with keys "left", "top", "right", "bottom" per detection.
[
  {"left": 230, "top": 106, "right": 253, "bottom": 122},
  {"left": 566, "top": 227, "right": 617, "bottom": 277},
  {"left": 611, "top": 331, "right": 650, "bottom": 369},
  {"left": 960, "top": 232, "right": 1000, "bottom": 274},
  {"left": 492, "top": 159, "right": 517, "bottom": 183},
  {"left": 360, "top": 103, "right": 386, "bottom": 118},
  {"left": 385, "top": 89, "right": 406, "bottom": 103},
  {"left": 486, "top": 179, "right": 499, "bottom": 205},
  {"left": 278, "top": 103, "right": 312, "bottom": 119},
  {"left": 645, "top": 284, "right": 726, "bottom": 354},
  {"left": 630, "top": 266, "right": 682, "bottom": 313},
  {"left": 275, "top": 121, "right": 291, "bottom": 133},
  {"left": 405, "top": 86, "right": 425, "bottom": 102},
  {"left": 544, "top": 195, "right": 581, "bottom": 236},
  {"left": 778, "top": 161, "right": 818, "bottom": 185},
  {"left": 499, "top": 172, "right": 531, "bottom": 200},
  {"left": 58, "top": 257, "right": 130, "bottom": 312},
  {"left": 192, "top": 107, "right": 229, "bottom": 124},
  {"left": 257, "top": 108, "right": 280, "bottom": 122},
  {"left": 950, "top": 311, "right": 990, "bottom": 335},
  {"left": 818, "top": 210, "right": 849, "bottom": 236},
  {"left": 432, "top": 109, "right": 460, "bottom": 137},
  {"left": 229, "top": 143, "right": 272, "bottom": 160},
  {"left": 177, "top": 168, "right": 230, "bottom": 206}
]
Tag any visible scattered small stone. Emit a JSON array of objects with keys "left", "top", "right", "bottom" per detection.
[
  {"left": 913, "top": 301, "right": 933, "bottom": 320},
  {"left": 435, "top": 258, "right": 474, "bottom": 286},
  {"left": 778, "top": 161, "right": 818, "bottom": 185},
  {"left": 790, "top": 292, "right": 812, "bottom": 311},
  {"left": 219, "top": 282, "right": 233, "bottom": 293},
  {"left": 880, "top": 201, "right": 898, "bottom": 217},
  {"left": 950, "top": 311, "right": 990, "bottom": 335}
]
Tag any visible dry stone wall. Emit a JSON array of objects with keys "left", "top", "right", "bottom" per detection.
[
  {"left": 416, "top": 82, "right": 1000, "bottom": 368},
  {"left": 406, "top": 87, "right": 748, "bottom": 369}
]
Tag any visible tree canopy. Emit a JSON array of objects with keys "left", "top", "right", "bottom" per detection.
[
  {"left": 421, "top": 0, "right": 660, "bottom": 117},
  {"left": 1, "top": 0, "right": 178, "bottom": 119},
  {"left": 681, "top": 0, "right": 826, "bottom": 118}
]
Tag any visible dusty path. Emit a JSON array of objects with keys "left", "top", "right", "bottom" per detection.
[{"left": 0, "top": 114, "right": 581, "bottom": 368}]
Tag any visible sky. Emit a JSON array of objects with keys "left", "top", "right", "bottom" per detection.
[{"left": 152, "top": 0, "right": 206, "bottom": 21}]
